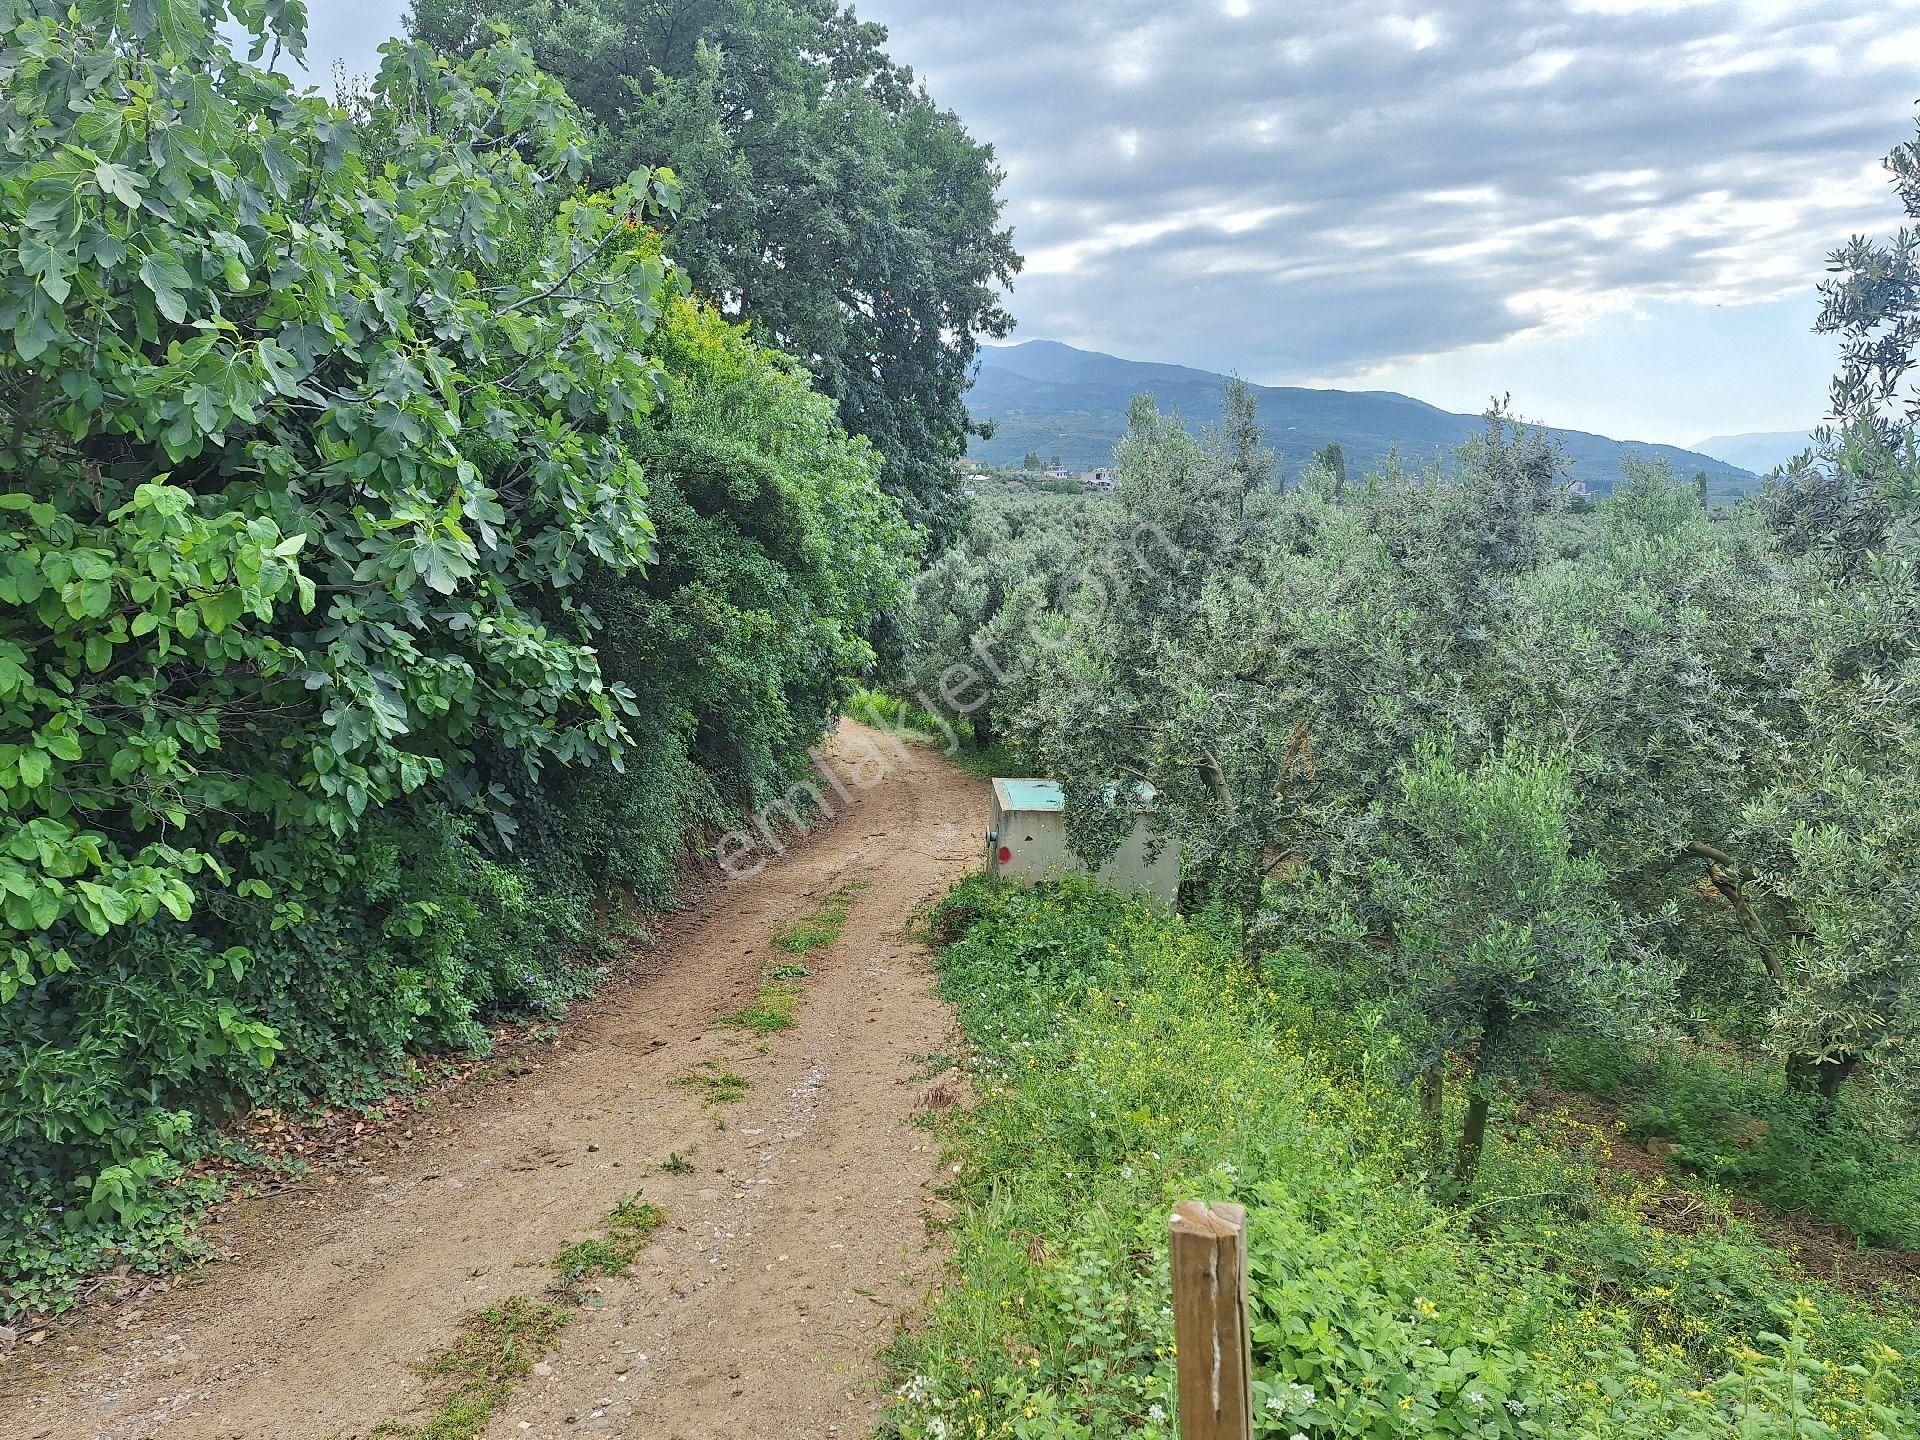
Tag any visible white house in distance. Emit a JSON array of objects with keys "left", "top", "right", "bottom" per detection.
[{"left": 1079, "top": 467, "right": 1115, "bottom": 491}]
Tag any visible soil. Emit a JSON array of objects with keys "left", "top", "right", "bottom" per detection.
[{"left": 0, "top": 721, "right": 988, "bottom": 1440}]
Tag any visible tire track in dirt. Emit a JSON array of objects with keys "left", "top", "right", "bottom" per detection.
[{"left": 0, "top": 721, "right": 986, "bottom": 1440}]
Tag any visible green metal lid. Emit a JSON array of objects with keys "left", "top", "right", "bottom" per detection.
[
  {"left": 994, "top": 778, "right": 1064, "bottom": 812},
  {"left": 993, "top": 778, "right": 1159, "bottom": 811}
]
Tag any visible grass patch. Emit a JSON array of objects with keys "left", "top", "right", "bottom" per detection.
[
  {"left": 909, "top": 1050, "right": 960, "bottom": 1081},
  {"left": 885, "top": 874, "right": 1919, "bottom": 1440},
  {"left": 717, "top": 977, "right": 805, "bottom": 1036},
  {"left": 771, "top": 879, "right": 866, "bottom": 955},
  {"left": 846, "top": 687, "right": 955, "bottom": 746},
  {"left": 714, "top": 888, "right": 865, "bottom": 1036},
  {"left": 845, "top": 687, "right": 1022, "bottom": 779},
  {"left": 373, "top": 1195, "right": 669, "bottom": 1437},
  {"left": 372, "top": 1296, "right": 570, "bottom": 1440},
  {"left": 552, "top": 1193, "right": 667, "bottom": 1286},
  {"left": 673, "top": 1063, "right": 750, "bottom": 1105},
  {"left": 657, "top": 1150, "right": 695, "bottom": 1175},
  {"left": 942, "top": 738, "right": 1020, "bottom": 780}
]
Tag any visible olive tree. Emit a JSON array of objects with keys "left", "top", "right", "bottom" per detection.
[
  {"left": 1366, "top": 744, "right": 1665, "bottom": 1187},
  {"left": 1729, "top": 542, "right": 1920, "bottom": 1107},
  {"left": 899, "top": 492, "right": 1094, "bottom": 746},
  {"left": 1008, "top": 392, "right": 1289, "bottom": 918},
  {"left": 1693, "top": 111, "right": 1920, "bottom": 1107}
]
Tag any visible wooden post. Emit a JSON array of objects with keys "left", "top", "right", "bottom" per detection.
[{"left": 1169, "top": 1200, "right": 1253, "bottom": 1440}]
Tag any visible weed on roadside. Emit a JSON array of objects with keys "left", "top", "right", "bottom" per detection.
[
  {"left": 371, "top": 1296, "right": 570, "bottom": 1440},
  {"left": 772, "top": 880, "right": 868, "bottom": 954},
  {"left": 673, "top": 1064, "right": 750, "bottom": 1105},
  {"left": 552, "top": 1193, "right": 667, "bottom": 1287}
]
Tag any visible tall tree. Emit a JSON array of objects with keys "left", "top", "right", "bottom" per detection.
[
  {"left": 1741, "top": 111, "right": 1920, "bottom": 1107},
  {"left": 408, "top": 0, "right": 1022, "bottom": 544},
  {"left": 1223, "top": 378, "right": 1276, "bottom": 503}
]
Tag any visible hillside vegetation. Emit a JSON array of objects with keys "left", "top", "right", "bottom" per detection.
[
  {"left": 891, "top": 878, "right": 1917, "bottom": 1440},
  {"left": 0, "top": 0, "right": 998, "bottom": 1318},
  {"left": 6, "top": 3, "right": 1920, "bottom": 1436},
  {"left": 897, "top": 215, "right": 1920, "bottom": 1426}
]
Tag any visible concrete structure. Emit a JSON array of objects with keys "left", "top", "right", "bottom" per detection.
[{"left": 986, "top": 777, "right": 1179, "bottom": 903}]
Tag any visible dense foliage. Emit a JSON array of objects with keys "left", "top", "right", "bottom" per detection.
[
  {"left": 895, "top": 878, "right": 1919, "bottom": 1440},
  {"left": 882, "top": 102, "right": 1920, "bottom": 1437},
  {"left": 907, "top": 363, "right": 1918, "bottom": 1190},
  {"left": 0, "top": 1, "right": 905, "bottom": 1317},
  {"left": 407, "top": 0, "right": 1022, "bottom": 541}
]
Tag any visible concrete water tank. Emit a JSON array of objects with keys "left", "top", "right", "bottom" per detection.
[{"left": 986, "top": 778, "right": 1179, "bottom": 904}]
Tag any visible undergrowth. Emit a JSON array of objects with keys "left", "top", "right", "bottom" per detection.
[
  {"left": 1551, "top": 1034, "right": 1920, "bottom": 1251},
  {"left": 884, "top": 875, "right": 1920, "bottom": 1440},
  {"left": 844, "top": 689, "right": 1018, "bottom": 779}
]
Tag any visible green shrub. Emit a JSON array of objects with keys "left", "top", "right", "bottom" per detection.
[
  {"left": 0, "top": 6, "right": 906, "bottom": 1318},
  {"left": 0, "top": 0, "right": 674, "bottom": 1312}
]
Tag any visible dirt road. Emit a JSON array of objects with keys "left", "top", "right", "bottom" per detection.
[{"left": 0, "top": 722, "right": 985, "bottom": 1440}]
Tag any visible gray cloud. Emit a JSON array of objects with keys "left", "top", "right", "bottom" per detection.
[
  {"left": 855, "top": 0, "right": 1920, "bottom": 382},
  {"left": 287, "top": 0, "right": 1920, "bottom": 401}
]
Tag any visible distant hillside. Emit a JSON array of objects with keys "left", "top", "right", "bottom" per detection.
[
  {"left": 1692, "top": 430, "right": 1817, "bottom": 476},
  {"left": 968, "top": 340, "right": 1760, "bottom": 500}
]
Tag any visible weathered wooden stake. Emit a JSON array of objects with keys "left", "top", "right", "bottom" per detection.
[{"left": 1169, "top": 1200, "right": 1253, "bottom": 1440}]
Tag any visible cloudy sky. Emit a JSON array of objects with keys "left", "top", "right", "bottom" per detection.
[{"left": 296, "top": 0, "right": 1920, "bottom": 445}]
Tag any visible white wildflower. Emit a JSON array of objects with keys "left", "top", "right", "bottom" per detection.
[{"left": 1266, "top": 1380, "right": 1317, "bottom": 1417}]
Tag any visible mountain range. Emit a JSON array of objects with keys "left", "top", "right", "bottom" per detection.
[
  {"left": 966, "top": 340, "right": 1761, "bottom": 500},
  {"left": 1691, "top": 430, "right": 1818, "bottom": 475}
]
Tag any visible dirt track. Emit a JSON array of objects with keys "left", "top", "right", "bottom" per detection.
[{"left": 0, "top": 721, "right": 985, "bottom": 1440}]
